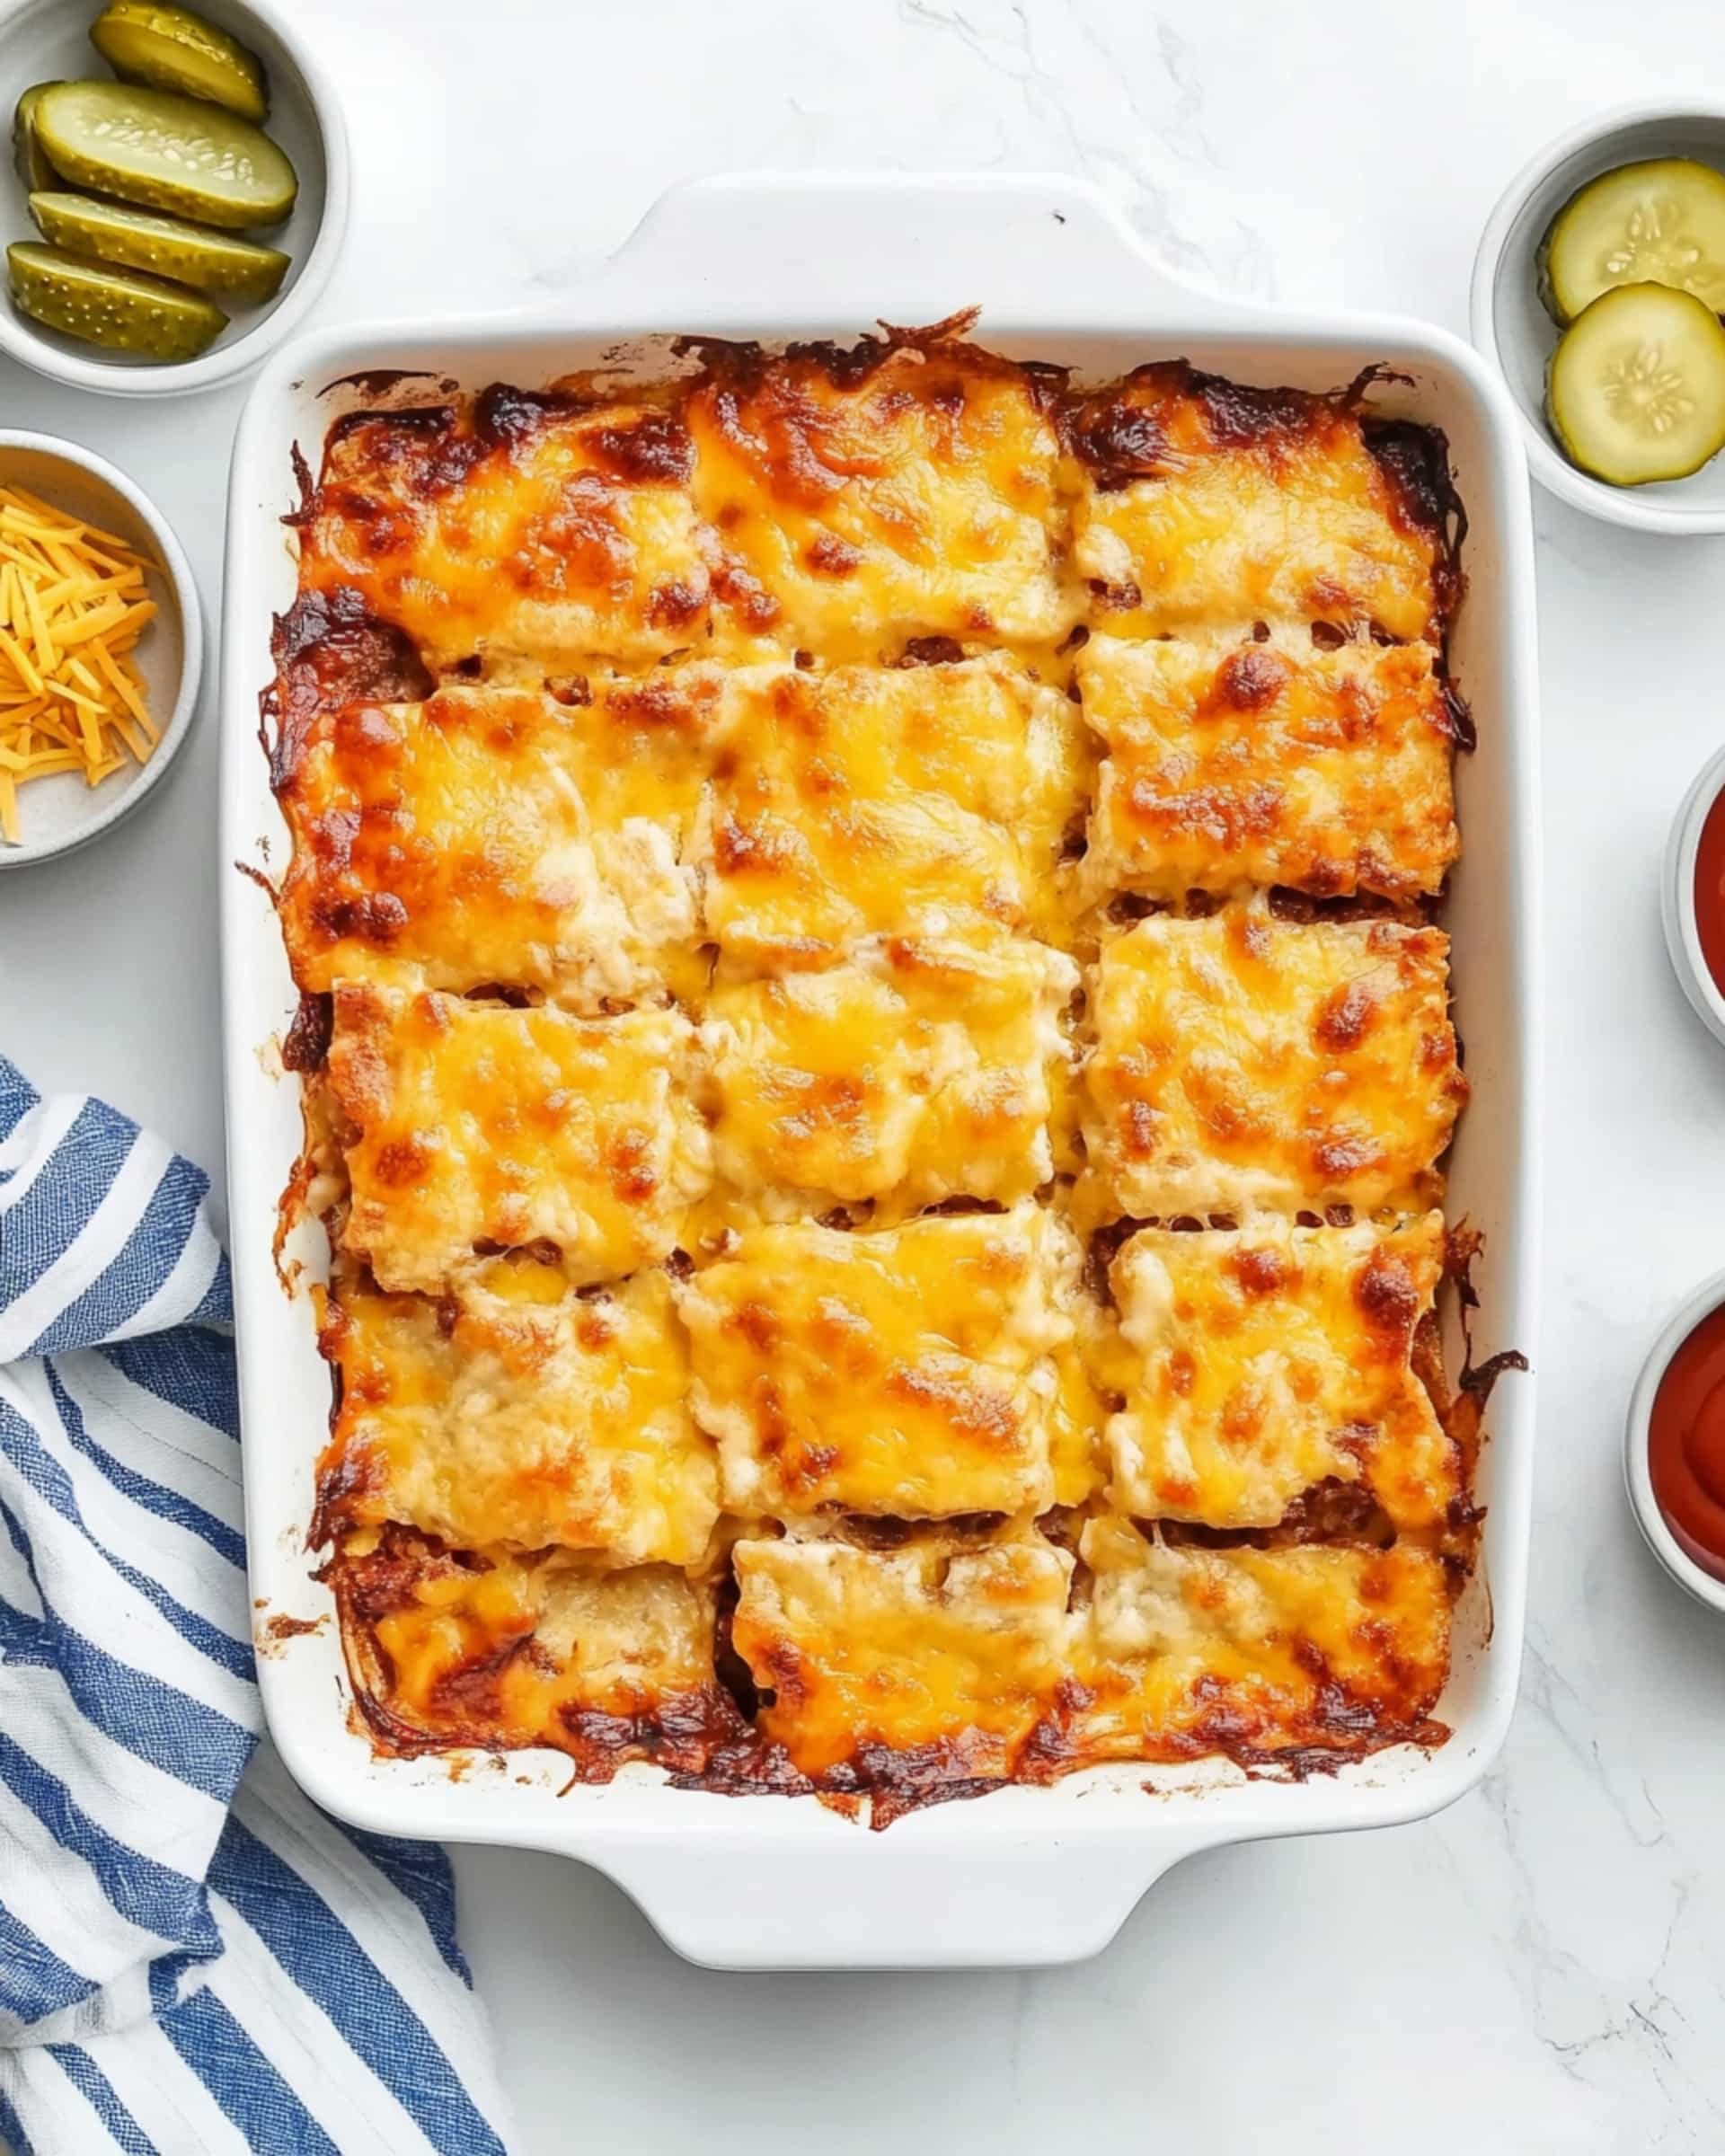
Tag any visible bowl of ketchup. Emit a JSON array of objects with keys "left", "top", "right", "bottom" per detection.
[
  {"left": 1627, "top": 1270, "right": 1725, "bottom": 1612},
  {"left": 1663, "top": 742, "right": 1725, "bottom": 1047}
]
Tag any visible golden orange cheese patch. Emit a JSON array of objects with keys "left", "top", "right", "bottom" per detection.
[
  {"left": 1066, "top": 1519, "right": 1452, "bottom": 1764},
  {"left": 319, "top": 1263, "right": 716, "bottom": 1565},
  {"left": 1081, "top": 906, "right": 1466, "bottom": 1221},
  {"left": 700, "top": 933, "right": 1077, "bottom": 1217},
  {"left": 327, "top": 985, "right": 711, "bottom": 1294},
  {"left": 1076, "top": 629, "right": 1459, "bottom": 903},
  {"left": 677, "top": 1206, "right": 1081, "bottom": 1520},
  {"left": 1067, "top": 363, "right": 1449, "bottom": 644},
  {"left": 686, "top": 338, "right": 1077, "bottom": 660},
  {"left": 1099, "top": 1214, "right": 1457, "bottom": 1532},
  {"left": 694, "top": 654, "right": 1087, "bottom": 958}
]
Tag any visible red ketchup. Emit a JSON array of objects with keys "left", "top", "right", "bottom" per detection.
[
  {"left": 1694, "top": 786, "right": 1725, "bottom": 996},
  {"left": 1649, "top": 1303, "right": 1725, "bottom": 1582}
]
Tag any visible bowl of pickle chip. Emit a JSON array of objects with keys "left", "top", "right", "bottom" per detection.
[
  {"left": 1473, "top": 102, "right": 1725, "bottom": 533},
  {"left": 0, "top": 0, "right": 348, "bottom": 393}
]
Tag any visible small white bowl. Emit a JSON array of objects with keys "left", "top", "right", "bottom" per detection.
[
  {"left": 1472, "top": 102, "right": 1725, "bottom": 534},
  {"left": 0, "top": 429, "right": 201, "bottom": 867},
  {"left": 1661, "top": 740, "right": 1725, "bottom": 1047},
  {"left": 0, "top": 0, "right": 349, "bottom": 397},
  {"left": 1625, "top": 1268, "right": 1725, "bottom": 1616}
]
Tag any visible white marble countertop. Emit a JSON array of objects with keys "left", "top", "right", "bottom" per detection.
[{"left": 6, "top": 0, "right": 1725, "bottom": 2145}]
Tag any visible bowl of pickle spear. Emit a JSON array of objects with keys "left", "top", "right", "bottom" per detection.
[{"left": 0, "top": 0, "right": 347, "bottom": 393}]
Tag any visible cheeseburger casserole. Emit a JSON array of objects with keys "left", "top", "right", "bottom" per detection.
[{"left": 268, "top": 323, "right": 1487, "bottom": 1826}]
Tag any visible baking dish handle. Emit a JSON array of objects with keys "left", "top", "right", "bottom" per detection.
[
  {"left": 585, "top": 1824, "right": 1216, "bottom": 1972},
  {"left": 568, "top": 170, "right": 1261, "bottom": 330}
]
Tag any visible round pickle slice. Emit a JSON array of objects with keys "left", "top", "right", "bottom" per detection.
[
  {"left": 29, "top": 191, "right": 288, "bottom": 303},
  {"left": 1547, "top": 281, "right": 1725, "bottom": 486},
  {"left": 13, "top": 84, "right": 64, "bottom": 193},
  {"left": 33, "top": 81, "right": 296, "bottom": 230},
  {"left": 89, "top": 1, "right": 269, "bottom": 123},
  {"left": 7, "top": 242, "right": 228, "bottom": 361},
  {"left": 1540, "top": 157, "right": 1725, "bottom": 323}
]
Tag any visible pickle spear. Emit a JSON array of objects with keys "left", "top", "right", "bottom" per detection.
[
  {"left": 30, "top": 191, "right": 289, "bottom": 303},
  {"left": 7, "top": 243, "right": 227, "bottom": 361},
  {"left": 13, "top": 84, "right": 64, "bottom": 192},
  {"left": 90, "top": 1, "right": 269, "bottom": 124},
  {"left": 33, "top": 81, "right": 296, "bottom": 230}
]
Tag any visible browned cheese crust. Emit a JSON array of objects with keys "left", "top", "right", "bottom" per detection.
[{"left": 267, "top": 323, "right": 1495, "bottom": 1826}]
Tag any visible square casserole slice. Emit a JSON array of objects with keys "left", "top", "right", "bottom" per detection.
[
  {"left": 1101, "top": 1213, "right": 1457, "bottom": 1532},
  {"left": 328, "top": 985, "right": 711, "bottom": 1293},
  {"left": 685, "top": 337, "right": 1077, "bottom": 659},
  {"left": 730, "top": 1532, "right": 1075, "bottom": 1804},
  {"left": 317, "top": 1262, "right": 717, "bottom": 1566},
  {"left": 1064, "top": 1517, "right": 1451, "bottom": 1766},
  {"left": 275, "top": 676, "right": 722, "bottom": 1009},
  {"left": 694, "top": 655, "right": 1086, "bottom": 959},
  {"left": 337, "top": 1532, "right": 730, "bottom": 1777},
  {"left": 700, "top": 932, "right": 1077, "bottom": 1216},
  {"left": 1066, "top": 363, "right": 1452, "bottom": 644},
  {"left": 296, "top": 390, "right": 724, "bottom": 672},
  {"left": 677, "top": 1204, "right": 1081, "bottom": 1520},
  {"left": 1076, "top": 629, "right": 1460, "bottom": 903},
  {"left": 1081, "top": 906, "right": 1466, "bottom": 1220}
]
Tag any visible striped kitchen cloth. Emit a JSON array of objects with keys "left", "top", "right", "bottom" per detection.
[{"left": 0, "top": 1056, "right": 516, "bottom": 2156}]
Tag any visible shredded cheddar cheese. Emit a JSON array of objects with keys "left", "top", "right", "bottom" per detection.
[{"left": 0, "top": 482, "right": 159, "bottom": 845}]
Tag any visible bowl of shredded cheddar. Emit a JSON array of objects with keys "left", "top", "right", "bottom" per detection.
[{"left": 0, "top": 429, "right": 200, "bottom": 863}]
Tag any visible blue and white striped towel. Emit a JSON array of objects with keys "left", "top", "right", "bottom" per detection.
[{"left": 0, "top": 1056, "right": 516, "bottom": 2155}]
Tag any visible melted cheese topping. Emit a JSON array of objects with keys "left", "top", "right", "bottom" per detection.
[
  {"left": 701, "top": 933, "right": 1077, "bottom": 1216},
  {"left": 1077, "top": 630, "right": 1459, "bottom": 901},
  {"left": 285, "top": 344, "right": 1476, "bottom": 1803},
  {"left": 1070, "top": 367, "right": 1444, "bottom": 643},
  {"left": 358, "top": 1538, "right": 721, "bottom": 1761},
  {"left": 1101, "top": 1215, "right": 1455, "bottom": 1530},
  {"left": 300, "top": 394, "right": 726, "bottom": 672},
  {"left": 695, "top": 656, "right": 1085, "bottom": 957},
  {"left": 1070, "top": 1517, "right": 1451, "bottom": 1761},
  {"left": 1082, "top": 907, "right": 1466, "bottom": 1219},
  {"left": 731, "top": 1532, "right": 1073, "bottom": 1778},
  {"left": 329, "top": 986, "right": 711, "bottom": 1292},
  {"left": 677, "top": 1206, "right": 1080, "bottom": 1518},
  {"left": 321, "top": 1264, "right": 716, "bottom": 1564},
  {"left": 276, "top": 680, "right": 719, "bottom": 1007},
  {"left": 686, "top": 342, "right": 1076, "bottom": 660}
]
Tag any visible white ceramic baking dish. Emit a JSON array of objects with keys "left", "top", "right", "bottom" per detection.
[{"left": 219, "top": 172, "right": 1543, "bottom": 1972}]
